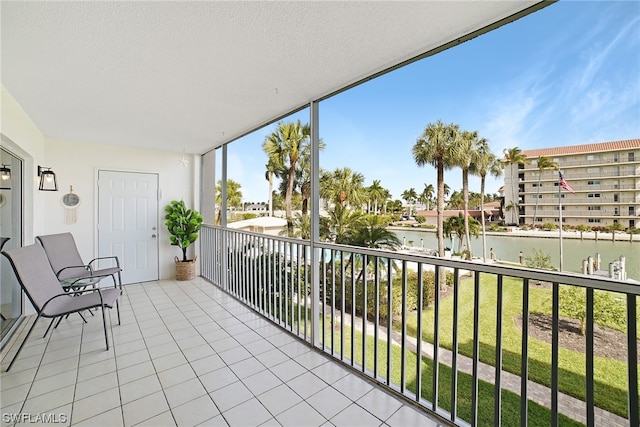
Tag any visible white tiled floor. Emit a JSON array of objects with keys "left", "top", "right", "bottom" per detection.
[{"left": 1, "top": 278, "right": 448, "bottom": 427}]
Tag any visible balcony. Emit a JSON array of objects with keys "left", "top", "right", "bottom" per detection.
[
  {"left": 199, "top": 225, "right": 639, "bottom": 427},
  {"left": 0, "top": 278, "right": 441, "bottom": 427},
  {"left": 2, "top": 227, "right": 638, "bottom": 426}
]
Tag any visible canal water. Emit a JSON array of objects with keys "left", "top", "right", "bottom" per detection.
[{"left": 392, "top": 229, "right": 640, "bottom": 281}]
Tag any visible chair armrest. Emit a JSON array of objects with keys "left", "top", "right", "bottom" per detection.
[
  {"left": 56, "top": 265, "right": 91, "bottom": 278},
  {"left": 87, "top": 256, "right": 121, "bottom": 270}
]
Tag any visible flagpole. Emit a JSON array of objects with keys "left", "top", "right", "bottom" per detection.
[{"left": 558, "top": 171, "right": 564, "bottom": 271}]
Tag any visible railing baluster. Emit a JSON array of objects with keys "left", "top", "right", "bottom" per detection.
[
  {"left": 495, "top": 274, "right": 504, "bottom": 427},
  {"left": 586, "top": 288, "right": 595, "bottom": 427},
  {"left": 351, "top": 251, "right": 356, "bottom": 366},
  {"left": 551, "top": 282, "right": 559, "bottom": 427},
  {"left": 341, "top": 250, "right": 345, "bottom": 362},
  {"left": 387, "top": 256, "right": 392, "bottom": 386},
  {"left": 400, "top": 260, "right": 408, "bottom": 393},
  {"left": 433, "top": 265, "right": 440, "bottom": 412},
  {"left": 321, "top": 248, "right": 326, "bottom": 351},
  {"left": 451, "top": 268, "right": 460, "bottom": 423},
  {"left": 374, "top": 256, "right": 380, "bottom": 380},
  {"left": 284, "top": 242, "right": 289, "bottom": 329},
  {"left": 471, "top": 271, "right": 481, "bottom": 427},
  {"left": 298, "top": 244, "right": 302, "bottom": 336},
  {"left": 627, "top": 294, "right": 639, "bottom": 426},
  {"left": 416, "top": 262, "right": 423, "bottom": 403},
  {"left": 521, "top": 278, "right": 530, "bottom": 427},
  {"left": 362, "top": 254, "right": 367, "bottom": 373},
  {"left": 331, "top": 248, "right": 336, "bottom": 357}
]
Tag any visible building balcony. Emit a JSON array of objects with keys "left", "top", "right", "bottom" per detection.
[
  {"left": 2, "top": 226, "right": 638, "bottom": 426},
  {"left": 0, "top": 278, "right": 441, "bottom": 427},
  {"left": 199, "top": 225, "right": 639, "bottom": 426}
]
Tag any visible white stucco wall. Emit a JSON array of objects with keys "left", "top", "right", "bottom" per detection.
[
  {"left": 1, "top": 85, "right": 45, "bottom": 242},
  {"left": 1, "top": 84, "right": 201, "bottom": 282},
  {"left": 44, "top": 137, "right": 200, "bottom": 280}
]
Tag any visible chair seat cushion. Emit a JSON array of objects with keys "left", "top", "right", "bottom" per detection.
[{"left": 42, "top": 288, "right": 121, "bottom": 317}]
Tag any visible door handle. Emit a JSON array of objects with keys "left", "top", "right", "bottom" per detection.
[{"left": 152, "top": 234, "right": 157, "bottom": 238}]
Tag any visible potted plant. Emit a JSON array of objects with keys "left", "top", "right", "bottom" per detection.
[{"left": 165, "top": 200, "right": 203, "bottom": 280}]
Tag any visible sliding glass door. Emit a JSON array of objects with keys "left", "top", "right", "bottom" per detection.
[{"left": 0, "top": 142, "right": 23, "bottom": 345}]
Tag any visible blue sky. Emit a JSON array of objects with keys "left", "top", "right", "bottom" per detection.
[{"left": 226, "top": 1, "right": 640, "bottom": 205}]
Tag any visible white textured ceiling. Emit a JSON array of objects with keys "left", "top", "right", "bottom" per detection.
[{"left": 1, "top": 1, "right": 544, "bottom": 155}]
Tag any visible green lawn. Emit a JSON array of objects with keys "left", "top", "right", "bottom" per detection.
[
  {"left": 405, "top": 274, "right": 639, "bottom": 419},
  {"left": 321, "top": 320, "right": 583, "bottom": 426}
]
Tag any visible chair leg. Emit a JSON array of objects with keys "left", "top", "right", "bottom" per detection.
[
  {"left": 43, "top": 318, "right": 56, "bottom": 338},
  {"left": 101, "top": 305, "right": 109, "bottom": 351},
  {"left": 53, "top": 316, "right": 64, "bottom": 329},
  {"left": 113, "top": 273, "right": 122, "bottom": 325},
  {"left": 7, "top": 315, "right": 42, "bottom": 372}
]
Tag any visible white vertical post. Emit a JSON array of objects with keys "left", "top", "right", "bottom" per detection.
[{"left": 310, "top": 101, "right": 320, "bottom": 347}]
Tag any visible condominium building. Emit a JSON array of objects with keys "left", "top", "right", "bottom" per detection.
[{"left": 503, "top": 139, "right": 640, "bottom": 228}]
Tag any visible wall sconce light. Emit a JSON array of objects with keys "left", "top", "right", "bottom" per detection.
[
  {"left": 0, "top": 164, "right": 11, "bottom": 190},
  {"left": 38, "top": 166, "right": 58, "bottom": 191}
]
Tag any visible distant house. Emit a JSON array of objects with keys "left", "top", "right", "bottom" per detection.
[
  {"left": 415, "top": 210, "right": 466, "bottom": 227},
  {"left": 416, "top": 205, "right": 501, "bottom": 226},
  {"left": 227, "top": 216, "right": 287, "bottom": 236},
  {"left": 245, "top": 203, "right": 268, "bottom": 212}
]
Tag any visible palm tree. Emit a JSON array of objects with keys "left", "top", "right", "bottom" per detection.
[
  {"left": 367, "top": 180, "right": 387, "bottom": 215},
  {"left": 420, "top": 183, "right": 435, "bottom": 210},
  {"left": 264, "top": 159, "right": 280, "bottom": 217},
  {"left": 294, "top": 137, "right": 325, "bottom": 216},
  {"left": 401, "top": 188, "right": 418, "bottom": 216},
  {"left": 443, "top": 213, "right": 480, "bottom": 255},
  {"left": 471, "top": 141, "right": 502, "bottom": 261},
  {"left": 531, "top": 156, "right": 559, "bottom": 226},
  {"left": 443, "top": 183, "right": 451, "bottom": 200},
  {"left": 323, "top": 203, "right": 363, "bottom": 244},
  {"left": 286, "top": 212, "right": 310, "bottom": 240},
  {"left": 262, "top": 120, "right": 310, "bottom": 235},
  {"left": 350, "top": 215, "right": 402, "bottom": 281},
  {"left": 446, "top": 190, "right": 464, "bottom": 209},
  {"left": 215, "top": 179, "right": 243, "bottom": 224},
  {"left": 502, "top": 146, "right": 529, "bottom": 225},
  {"left": 351, "top": 216, "right": 402, "bottom": 250},
  {"left": 319, "top": 167, "right": 366, "bottom": 209},
  {"left": 453, "top": 131, "right": 487, "bottom": 259},
  {"left": 412, "top": 120, "right": 459, "bottom": 258}
]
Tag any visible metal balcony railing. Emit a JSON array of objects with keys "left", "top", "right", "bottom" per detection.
[{"left": 200, "top": 224, "right": 639, "bottom": 427}]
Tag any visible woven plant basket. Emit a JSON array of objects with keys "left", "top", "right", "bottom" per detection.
[{"left": 175, "top": 256, "right": 197, "bottom": 281}]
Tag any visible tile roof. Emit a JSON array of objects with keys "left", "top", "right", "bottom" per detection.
[{"left": 520, "top": 139, "right": 640, "bottom": 158}]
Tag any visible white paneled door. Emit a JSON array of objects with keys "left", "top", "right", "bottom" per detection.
[{"left": 98, "top": 170, "right": 159, "bottom": 284}]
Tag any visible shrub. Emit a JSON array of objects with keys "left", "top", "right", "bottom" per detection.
[
  {"left": 559, "top": 285, "right": 627, "bottom": 334},
  {"left": 322, "top": 268, "right": 453, "bottom": 323},
  {"left": 541, "top": 222, "right": 557, "bottom": 231},
  {"left": 524, "top": 249, "right": 553, "bottom": 270}
]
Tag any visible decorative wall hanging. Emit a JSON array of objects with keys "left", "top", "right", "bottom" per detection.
[{"left": 61, "top": 186, "right": 80, "bottom": 224}]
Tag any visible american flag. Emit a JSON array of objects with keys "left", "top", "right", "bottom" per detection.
[{"left": 558, "top": 171, "right": 575, "bottom": 193}]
